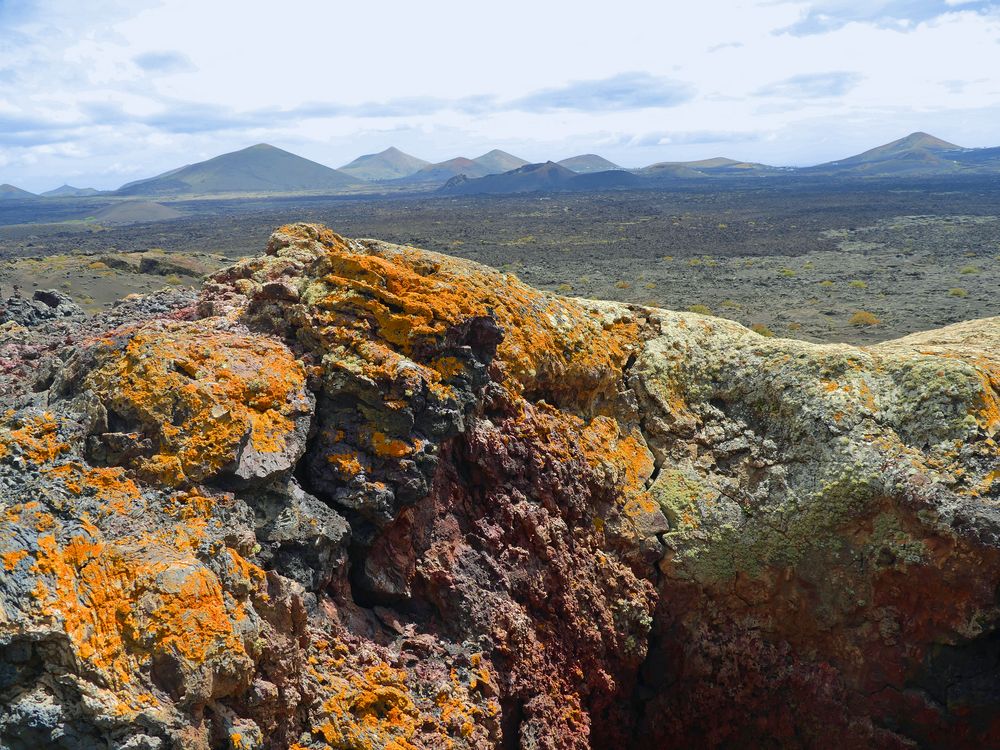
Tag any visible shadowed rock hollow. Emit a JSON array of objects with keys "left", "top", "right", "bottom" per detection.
[{"left": 1, "top": 223, "right": 998, "bottom": 749}]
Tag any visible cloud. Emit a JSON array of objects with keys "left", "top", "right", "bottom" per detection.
[
  {"left": 52, "top": 78, "right": 694, "bottom": 140},
  {"left": 512, "top": 72, "right": 695, "bottom": 112},
  {"left": 756, "top": 71, "right": 864, "bottom": 98},
  {"left": 632, "top": 130, "right": 765, "bottom": 147},
  {"left": 708, "top": 41, "right": 745, "bottom": 52},
  {"left": 0, "top": 110, "right": 78, "bottom": 146},
  {"left": 132, "top": 50, "right": 195, "bottom": 74},
  {"left": 777, "top": 0, "right": 999, "bottom": 35}
]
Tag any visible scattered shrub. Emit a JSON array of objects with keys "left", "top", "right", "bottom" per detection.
[
  {"left": 948, "top": 287, "right": 968, "bottom": 298},
  {"left": 643, "top": 282, "right": 656, "bottom": 290},
  {"left": 751, "top": 323, "right": 774, "bottom": 337},
  {"left": 787, "top": 322, "right": 802, "bottom": 331},
  {"left": 849, "top": 310, "right": 880, "bottom": 326},
  {"left": 819, "top": 280, "right": 834, "bottom": 288},
  {"left": 556, "top": 283, "right": 573, "bottom": 293},
  {"left": 164, "top": 274, "right": 184, "bottom": 286},
  {"left": 960, "top": 265, "right": 980, "bottom": 274},
  {"left": 687, "top": 304, "right": 712, "bottom": 316},
  {"left": 614, "top": 280, "right": 632, "bottom": 289},
  {"left": 779, "top": 268, "right": 796, "bottom": 277},
  {"left": 721, "top": 299, "right": 740, "bottom": 309},
  {"left": 849, "top": 280, "right": 867, "bottom": 290}
]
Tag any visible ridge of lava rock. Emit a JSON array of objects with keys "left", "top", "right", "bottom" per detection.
[{"left": 0, "top": 223, "right": 998, "bottom": 750}]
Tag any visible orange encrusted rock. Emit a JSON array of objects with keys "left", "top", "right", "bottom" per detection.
[{"left": 81, "top": 318, "right": 313, "bottom": 486}]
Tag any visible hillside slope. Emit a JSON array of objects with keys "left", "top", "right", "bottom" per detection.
[
  {"left": 441, "top": 161, "right": 641, "bottom": 194},
  {"left": 398, "top": 156, "right": 494, "bottom": 184},
  {"left": 0, "top": 184, "right": 37, "bottom": 201},
  {"left": 2, "top": 223, "right": 999, "bottom": 749},
  {"left": 472, "top": 149, "right": 530, "bottom": 173},
  {"left": 558, "top": 153, "right": 624, "bottom": 173},
  {"left": 117, "top": 144, "right": 361, "bottom": 195},
  {"left": 809, "top": 132, "right": 969, "bottom": 176},
  {"left": 338, "top": 146, "right": 430, "bottom": 180}
]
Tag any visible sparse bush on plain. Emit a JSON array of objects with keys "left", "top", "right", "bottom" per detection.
[
  {"left": 164, "top": 274, "right": 184, "bottom": 286},
  {"left": 819, "top": 280, "right": 834, "bottom": 288},
  {"left": 948, "top": 287, "right": 968, "bottom": 297},
  {"left": 960, "top": 265, "right": 980, "bottom": 274},
  {"left": 615, "top": 280, "right": 632, "bottom": 289},
  {"left": 751, "top": 323, "right": 774, "bottom": 337},
  {"left": 687, "top": 304, "right": 712, "bottom": 315},
  {"left": 849, "top": 279, "right": 867, "bottom": 290},
  {"left": 779, "top": 268, "right": 796, "bottom": 277},
  {"left": 787, "top": 322, "right": 802, "bottom": 331},
  {"left": 557, "top": 283, "right": 573, "bottom": 293},
  {"left": 721, "top": 299, "right": 740, "bottom": 309},
  {"left": 849, "top": 310, "right": 880, "bottom": 326}
]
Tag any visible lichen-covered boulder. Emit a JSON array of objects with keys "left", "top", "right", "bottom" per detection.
[
  {"left": 1, "top": 223, "right": 998, "bottom": 749},
  {"left": 61, "top": 317, "right": 314, "bottom": 487}
]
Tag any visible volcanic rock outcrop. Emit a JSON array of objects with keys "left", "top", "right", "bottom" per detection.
[{"left": 1, "top": 223, "right": 998, "bottom": 749}]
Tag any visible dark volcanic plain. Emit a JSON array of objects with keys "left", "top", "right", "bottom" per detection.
[{"left": 1, "top": 174, "right": 998, "bottom": 343}]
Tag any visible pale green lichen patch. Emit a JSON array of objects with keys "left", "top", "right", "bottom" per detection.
[
  {"left": 666, "top": 463, "right": 885, "bottom": 581},
  {"left": 650, "top": 467, "right": 714, "bottom": 530},
  {"left": 884, "top": 356, "right": 993, "bottom": 446},
  {"left": 864, "top": 512, "right": 928, "bottom": 567}
]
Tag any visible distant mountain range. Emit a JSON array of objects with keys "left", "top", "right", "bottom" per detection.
[
  {"left": 42, "top": 184, "right": 102, "bottom": 198},
  {"left": 4, "top": 132, "right": 1000, "bottom": 201},
  {"left": 0, "top": 184, "right": 39, "bottom": 201},
  {"left": 802, "top": 132, "right": 1000, "bottom": 176},
  {"left": 441, "top": 162, "right": 640, "bottom": 196},
  {"left": 339, "top": 147, "right": 430, "bottom": 181},
  {"left": 556, "top": 154, "right": 623, "bottom": 173},
  {"left": 116, "top": 144, "right": 362, "bottom": 196}
]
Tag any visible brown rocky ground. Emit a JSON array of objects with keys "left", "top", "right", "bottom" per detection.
[{"left": 1, "top": 223, "right": 998, "bottom": 749}]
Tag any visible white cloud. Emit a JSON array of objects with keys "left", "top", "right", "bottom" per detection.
[{"left": 0, "top": 0, "right": 998, "bottom": 189}]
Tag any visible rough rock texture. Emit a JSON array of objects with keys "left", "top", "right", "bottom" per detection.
[
  {"left": 1, "top": 289, "right": 84, "bottom": 327},
  {"left": 1, "top": 223, "right": 998, "bottom": 749}
]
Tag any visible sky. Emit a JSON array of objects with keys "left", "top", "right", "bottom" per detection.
[{"left": 1, "top": 0, "right": 999, "bottom": 191}]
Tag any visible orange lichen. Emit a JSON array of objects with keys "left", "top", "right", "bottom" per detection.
[
  {"left": 312, "top": 663, "right": 420, "bottom": 750},
  {"left": 9, "top": 413, "right": 69, "bottom": 463},
  {"left": 83, "top": 319, "right": 308, "bottom": 485},
  {"left": 328, "top": 451, "right": 364, "bottom": 478},
  {"left": 271, "top": 224, "right": 641, "bottom": 409},
  {"left": 43, "top": 462, "right": 141, "bottom": 512},
  {"left": 18, "top": 505, "right": 255, "bottom": 711},
  {"left": 371, "top": 431, "right": 413, "bottom": 459},
  {"left": 2, "top": 549, "right": 27, "bottom": 570}
]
